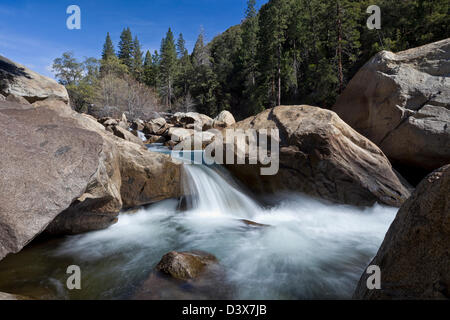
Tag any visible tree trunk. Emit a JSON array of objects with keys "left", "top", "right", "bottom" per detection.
[
  {"left": 277, "top": 43, "right": 282, "bottom": 106},
  {"left": 336, "top": 1, "right": 344, "bottom": 94},
  {"left": 293, "top": 40, "right": 298, "bottom": 98},
  {"left": 168, "top": 77, "right": 172, "bottom": 109}
]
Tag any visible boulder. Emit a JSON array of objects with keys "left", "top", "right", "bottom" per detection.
[
  {"left": 168, "top": 127, "right": 194, "bottom": 143},
  {"left": 0, "top": 55, "right": 69, "bottom": 104},
  {"left": 354, "top": 164, "right": 450, "bottom": 299},
  {"left": 112, "top": 125, "right": 145, "bottom": 147},
  {"left": 223, "top": 105, "right": 411, "bottom": 207},
  {"left": 0, "top": 93, "right": 5, "bottom": 101},
  {"left": 133, "top": 251, "right": 228, "bottom": 299},
  {"left": 0, "top": 100, "right": 107, "bottom": 255},
  {"left": 214, "top": 110, "right": 235, "bottom": 127},
  {"left": 116, "top": 140, "right": 182, "bottom": 208},
  {"left": 333, "top": 39, "right": 450, "bottom": 173},
  {"left": 176, "top": 131, "right": 217, "bottom": 150},
  {"left": 144, "top": 117, "right": 167, "bottom": 135},
  {"left": 156, "top": 251, "right": 218, "bottom": 280},
  {"left": 171, "top": 112, "right": 214, "bottom": 130},
  {"left": 0, "top": 98, "right": 183, "bottom": 253}
]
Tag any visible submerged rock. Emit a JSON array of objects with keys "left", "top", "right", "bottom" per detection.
[
  {"left": 156, "top": 251, "right": 218, "bottom": 280},
  {"left": 133, "top": 250, "right": 229, "bottom": 300},
  {"left": 354, "top": 164, "right": 450, "bottom": 299},
  {"left": 223, "top": 105, "right": 411, "bottom": 207},
  {"left": 239, "top": 219, "right": 270, "bottom": 228},
  {"left": 333, "top": 38, "right": 450, "bottom": 174},
  {"left": 0, "top": 292, "right": 31, "bottom": 300}
]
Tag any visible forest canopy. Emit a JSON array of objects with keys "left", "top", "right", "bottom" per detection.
[{"left": 52, "top": 0, "right": 449, "bottom": 120}]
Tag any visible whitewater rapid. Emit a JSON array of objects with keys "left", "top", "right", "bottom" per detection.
[{"left": 0, "top": 149, "right": 397, "bottom": 299}]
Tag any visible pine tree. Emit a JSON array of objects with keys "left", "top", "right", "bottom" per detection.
[
  {"left": 176, "top": 33, "right": 186, "bottom": 59},
  {"left": 132, "top": 36, "right": 143, "bottom": 80},
  {"left": 322, "top": 0, "right": 361, "bottom": 98},
  {"left": 239, "top": 0, "right": 260, "bottom": 116},
  {"left": 192, "top": 27, "right": 209, "bottom": 67},
  {"left": 190, "top": 30, "right": 219, "bottom": 116},
  {"left": 175, "top": 33, "right": 193, "bottom": 105},
  {"left": 118, "top": 27, "right": 134, "bottom": 70},
  {"left": 257, "top": 0, "right": 292, "bottom": 107},
  {"left": 101, "top": 32, "right": 115, "bottom": 60},
  {"left": 143, "top": 50, "right": 153, "bottom": 85},
  {"left": 159, "top": 28, "right": 177, "bottom": 109},
  {"left": 241, "top": 0, "right": 258, "bottom": 86}
]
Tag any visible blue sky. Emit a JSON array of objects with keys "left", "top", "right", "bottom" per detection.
[{"left": 0, "top": 0, "right": 267, "bottom": 78}]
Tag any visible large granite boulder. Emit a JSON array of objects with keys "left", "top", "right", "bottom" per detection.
[
  {"left": 0, "top": 55, "right": 69, "bottom": 104},
  {"left": 223, "top": 105, "right": 411, "bottom": 207},
  {"left": 0, "top": 98, "right": 182, "bottom": 255},
  {"left": 333, "top": 39, "right": 450, "bottom": 173},
  {"left": 45, "top": 100, "right": 182, "bottom": 233},
  {"left": 354, "top": 164, "right": 450, "bottom": 299},
  {"left": 0, "top": 100, "right": 106, "bottom": 255}
]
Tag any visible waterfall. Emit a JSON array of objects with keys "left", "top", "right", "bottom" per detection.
[
  {"left": 137, "top": 130, "right": 147, "bottom": 141},
  {"left": 182, "top": 164, "right": 260, "bottom": 219}
]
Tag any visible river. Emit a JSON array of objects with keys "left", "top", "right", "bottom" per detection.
[{"left": 0, "top": 146, "right": 396, "bottom": 299}]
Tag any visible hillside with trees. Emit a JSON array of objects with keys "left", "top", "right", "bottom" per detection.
[{"left": 52, "top": 0, "right": 449, "bottom": 120}]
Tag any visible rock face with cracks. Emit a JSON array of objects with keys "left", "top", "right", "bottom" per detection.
[{"left": 333, "top": 38, "right": 450, "bottom": 173}]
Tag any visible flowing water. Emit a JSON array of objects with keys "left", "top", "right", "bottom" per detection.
[{"left": 0, "top": 147, "right": 397, "bottom": 300}]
